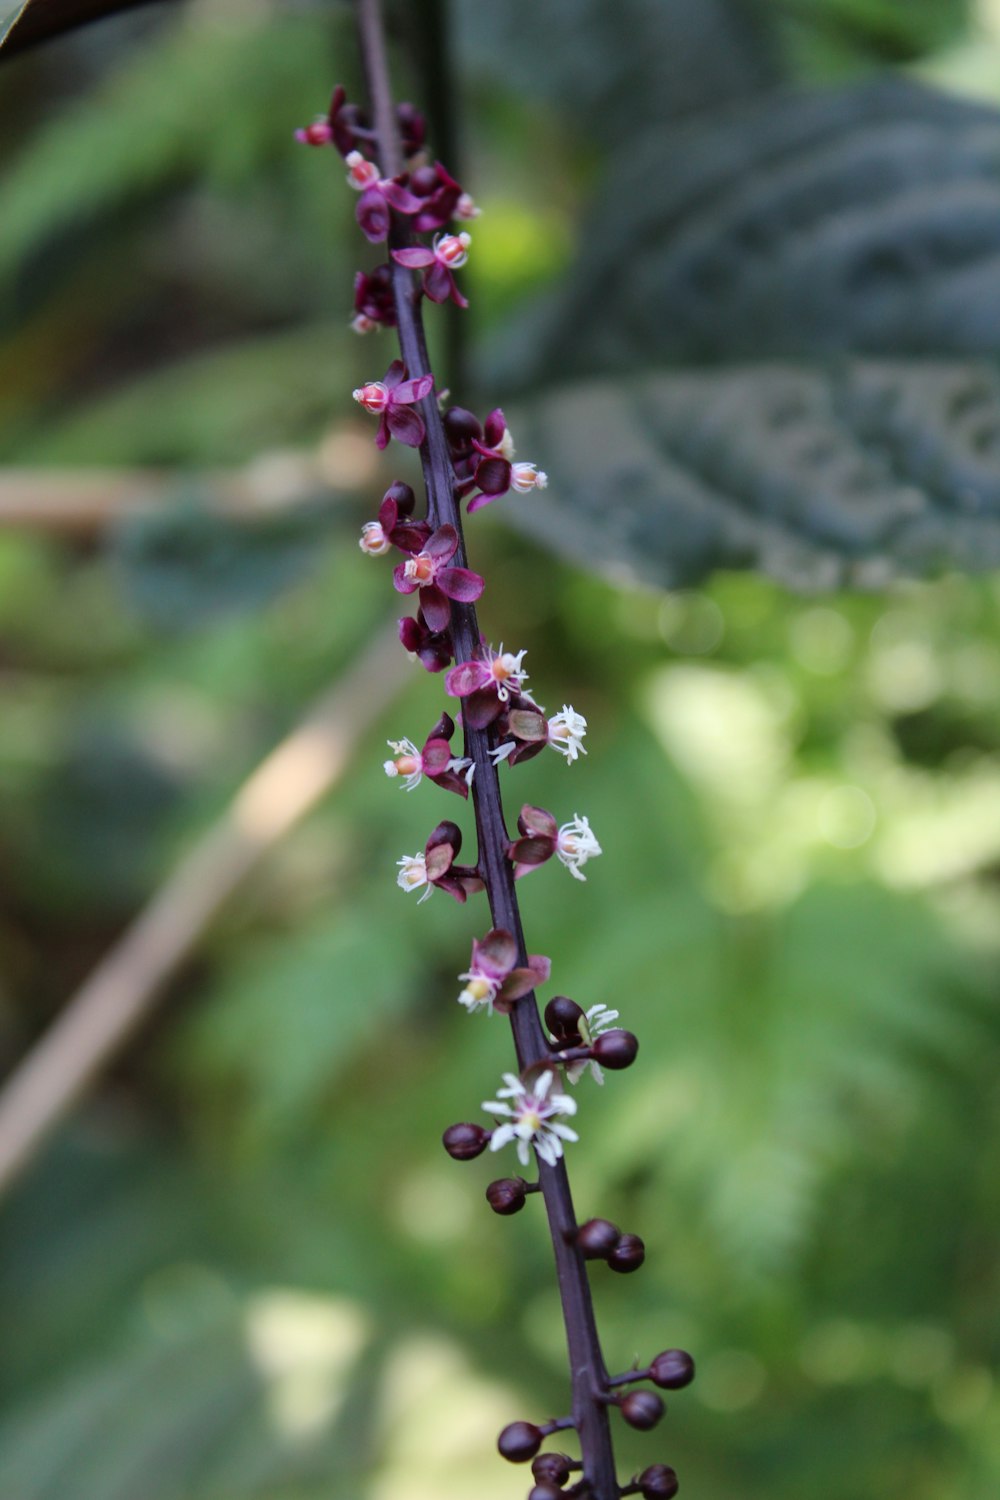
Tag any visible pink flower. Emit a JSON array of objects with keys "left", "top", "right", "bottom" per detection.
[
  {"left": 399, "top": 606, "right": 454, "bottom": 673},
  {"left": 506, "top": 807, "right": 602, "bottom": 882},
  {"left": 397, "top": 819, "right": 484, "bottom": 904},
  {"left": 353, "top": 264, "right": 396, "bottom": 329},
  {"left": 383, "top": 713, "right": 473, "bottom": 799},
  {"left": 445, "top": 645, "right": 530, "bottom": 729},
  {"left": 457, "top": 927, "right": 551, "bottom": 1015},
  {"left": 391, "top": 232, "right": 471, "bottom": 307},
  {"left": 359, "top": 481, "right": 431, "bottom": 556},
  {"left": 353, "top": 360, "right": 435, "bottom": 449},
  {"left": 392, "top": 523, "right": 484, "bottom": 631}
]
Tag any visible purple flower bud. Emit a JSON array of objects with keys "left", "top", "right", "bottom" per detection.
[
  {"left": 529, "top": 1486, "right": 564, "bottom": 1500},
  {"left": 442, "top": 1122, "right": 490, "bottom": 1160},
  {"left": 620, "top": 1390, "right": 665, "bottom": 1431},
  {"left": 486, "top": 1177, "right": 528, "bottom": 1215},
  {"left": 497, "top": 1421, "right": 543, "bottom": 1463},
  {"left": 532, "top": 1453, "right": 574, "bottom": 1485},
  {"left": 576, "top": 1217, "right": 620, "bottom": 1259},
  {"left": 650, "top": 1350, "right": 696, "bottom": 1390},
  {"left": 545, "top": 995, "right": 585, "bottom": 1039},
  {"left": 608, "top": 1233, "right": 646, "bottom": 1274},
  {"left": 591, "top": 1029, "right": 639, "bottom": 1070},
  {"left": 638, "top": 1464, "right": 680, "bottom": 1499}
]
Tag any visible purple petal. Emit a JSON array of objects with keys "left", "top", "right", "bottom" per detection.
[
  {"left": 392, "top": 563, "right": 418, "bottom": 595},
  {"left": 389, "top": 522, "right": 432, "bottom": 554},
  {"left": 437, "top": 566, "right": 484, "bottom": 603},
  {"left": 424, "top": 523, "right": 459, "bottom": 560},
  {"left": 386, "top": 405, "right": 426, "bottom": 448},
  {"left": 508, "top": 835, "right": 555, "bottom": 868},
  {"left": 518, "top": 805, "right": 559, "bottom": 840},
  {"left": 497, "top": 968, "right": 539, "bottom": 1003},
  {"left": 421, "top": 738, "right": 454, "bottom": 777},
  {"left": 393, "top": 372, "right": 435, "bottom": 404},
  {"left": 356, "top": 188, "right": 390, "bottom": 242},
  {"left": 391, "top": 246, "right": 435, "bottom": 268},
  {"left": 383, "top": 360, "right": 406, "bottom": 389},
  {"left": 420, "top": 584, "right": 452, "bottom": 634},
  {"left": 474, "top": 928, "right": 517, "bottom": 978},
  {"left": 424, "top": 262, "right": 453, "bottom": 304},
  {"left": 463, "top": 689, "right": 504, "bottom": 730},
  {"left": 466, "top": 491, "right": 501, "bottom": 515},
  {"left": 432, "top": 769, "right": 470, "bottom": 799},
  {"left": 483, "top": 408, "right": 507, "bottom": 447},
  {"left": 527, "top": 954, "right": 552, "bottom": 983},
  {"left": 375, "top": 414, "right": 391, "bottom": 450},
  {"left": 427, "top": 711, "right": 455, "bottom": 744},
  {"left": 445, "top": 661, "right": 488, "bottom": 698},
  {"left": 473, "top": 458, "right": 511, "bottom": 496},
  {"left": 379, "top": 179, "right": 424, "bottom": 213},
  {"left": 426, "top": 844, "right": 456, "bottom": 882},
  {"left": 427, "top": 819, "right": 462, "bottom": 857},
  {"left": 507, "top": 709, "right": 547, "bottom": 742}
]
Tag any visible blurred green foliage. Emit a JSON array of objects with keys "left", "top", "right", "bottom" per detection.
[{"left": 2, "top": 1, "right": 1000, "bottom": 1498}]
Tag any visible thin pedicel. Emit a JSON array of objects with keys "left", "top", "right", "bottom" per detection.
[{"left": 297, "top": 4, "right": 694, "bottom": 1492}]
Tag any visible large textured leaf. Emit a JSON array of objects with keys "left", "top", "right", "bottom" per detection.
[
  {"left": 500, "top": 78, "right": 1000, "bottom": 386},
  {"left": 455, "top": 0, "right": 775, "bottom": 146},
  {"left": 0, "top": 0, "right": 163, "bottom": 56},
  {"left": 506, "top": 361, "right": 1000, "bottom": 590}
]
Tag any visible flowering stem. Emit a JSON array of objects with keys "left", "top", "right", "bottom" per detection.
[{"left": 355, "top": 0, "right": 619, "bottom": 1491}]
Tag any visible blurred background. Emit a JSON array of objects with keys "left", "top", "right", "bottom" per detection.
[{"left": 2, "top": 0, "right": 1000, "bottom": 1496}]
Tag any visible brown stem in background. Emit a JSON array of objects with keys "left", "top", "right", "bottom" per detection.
[{"left": 356, "top": 1, "right": 619, "bottom": 1492}]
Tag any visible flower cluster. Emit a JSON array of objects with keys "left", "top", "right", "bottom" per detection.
[{"left": 306, "top": 73, "right": 692, "bottom": 1495}]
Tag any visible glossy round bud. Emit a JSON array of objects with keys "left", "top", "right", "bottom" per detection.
[
  {"left": 443, "top": 406, "right": 483, "bottom": 446},
  {"left": 650, "top": 1349, "right": 696, "bottom": 1390},
  {"left": 442, "top": 1122, "right": 490, "bottom": 1160},
  {"left": 487, "top": 1177, "right": 527, "bottom": 1215},
  {"left": 608, "top": 1233, "right": 645, "bottom": 1273},
  {"left": 532, "top": 1452, "right": 573, "bottom": 1485},
  {"left": 638, "top": 1463, "right": 680, "bottom": 1498},
  {"left": 497, "top": 1421, "right": 542, "bottom": 1463},
  {"left": 528, "top": 1486, "right": 564, "bottom": 1500},
  {"left": 576, "top": 1218, "right": 621, "bottom": 1259},
  {"left": 545, "top": 995, "right": 585, "bottom": 1039},
  {"left": 591, "top": 1029, "right": 639, "bottom": 1070},
  {"left": 621, "top": 1390, "right": 665, "bottom": 1430}
]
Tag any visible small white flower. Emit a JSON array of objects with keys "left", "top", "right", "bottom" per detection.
[
  {"left": 547, "top": 706, "right": 588, "bottom": 764},
  {"left": 345, "top": 149, "right": 379, "bottom": 191},
  {"left": 510, "top": 462, "right": 548, "bottom": 492},
  {"left": 434, "top": 230, "right": 471, "bottom": 268},
  {"left": 351, "top": 313, "right": 379, "bottom": 335},
  {"left": 457, "top": 970, "right": 501, "bottom": 1015},
  {"left": 455, "top": 192, "right": 481, "bottom": 221},
  {"left": 449, "top": 756, "right": 476, "bottom": 787},
  {"left": 489, "top": 645, "right": 528, "bottom": 702},
  {"left": 489, "top": 741, "right": 517, "bottom": 767},
  {"left": 396, "top": 852, "right": 431, "bottom": 902},
  {"left": 384, "top": 738, "right": 423, "bottom": 791},
  {"left": 482, "top": 1070, "right": 578, "bottom": 1167},
  {"left": 359, "top": 520, "right": 391, "bottom": 556},
  {"left": 556, "top": 814, "right": 602, "bottom": 882},
  {"left": 566, "top": 1003, "right": 620, "bottom": 1085}
]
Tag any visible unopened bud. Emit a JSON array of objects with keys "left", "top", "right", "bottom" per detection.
[
  {"left": 497, "top": 1421, "right": 542, "bottom": 1463},
  {"left": 532, "top": 1452, "right": 573, "bottom": 1485},
  {"left": 621, "top": 1390, "right": 665, "bottom": 1431},
  {"left": 576, "top": 1218, "right": 620, "bottom": 1259},
  {"left": 545, "top": 995, "right": 585, "bottom": 1040},
  {"left": 486, "top": 1177, "right": 527, "bottom": 1215},
  {"left": 639, "top": 1464, "right": 680, "bottom": 1498},
  {"left": 608, "top": 1233, "right": 645, "bottom": 1273},
  {"left": 650, "top": 1349, "right": 696, "bottom": 1390},
  {"left": 442, "top": 1122, "right": 490, "bottom": 1160},
  {"left": 591, "top": 1029, "right": 639, "bottom": 1070}
]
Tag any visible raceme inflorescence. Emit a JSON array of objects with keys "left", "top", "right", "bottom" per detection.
[{"left": 297, "top": 14, "right": 694, "bottom": 1493}]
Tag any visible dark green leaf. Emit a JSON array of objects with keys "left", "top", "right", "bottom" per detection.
[
  {"left": 112, "top": 494, "right": 333, "bottom": 631},
  {"left": 455, "top": 0, "right": 776, "bottom": 145},
  {"left": 506, "top": 361, "right": 1000, "bottom": 590},
  {"left": 502, "top": 79, "right": 1000, "bottom": 386},
  {"left": 0, "top": 0, "right": 163, "bottom": 57}
]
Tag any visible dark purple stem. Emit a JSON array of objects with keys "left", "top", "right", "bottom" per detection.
[{"left": 355, "top": 1, "right": 618, "bottom": 1493}]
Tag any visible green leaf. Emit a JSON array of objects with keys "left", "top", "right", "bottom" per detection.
[
  {"left": 0, "top": 0, "right": 29, "bottom": 49},
  {"left": 455, "top": 0, "right": 775, "bottom": 146},
  {"left": 505, "top": 360, "right": 1000, "bottom": 590},
  {"left": 0, "top": 0, "right": 163, "bottom": 57},
  {"left": 112, "top": 493, "right": 334, "bottom": 631},
  {"left": 501, "top": 78, "right": 1000, "bottom": 385}
]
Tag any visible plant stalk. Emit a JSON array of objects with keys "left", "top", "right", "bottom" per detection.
[{"left": 356, "top": 1, "right": 619, "bottom": 1491}]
